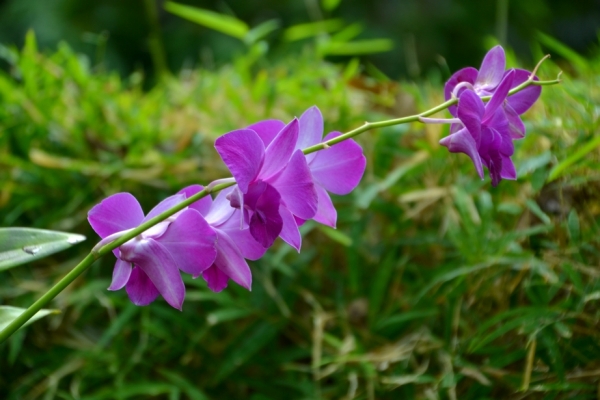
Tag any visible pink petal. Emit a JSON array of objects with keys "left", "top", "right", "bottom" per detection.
[
  {"left": 457, "top": 90, "right": 485, "bottom": 145},
  {"left": 108, "top": 259, "right": 132, "bottom": 291},
  {"left": 143, "top": 193, "right": 187, "bottom": 222},
  {"left": 213, "top": 230, "right": 252, "bottom": 290},
  {"left": 483, "top": 69, "right": 514, "bottom": 123},
  {"left": 88, "top": 192, "right": 144, "bottom": 239},
  {"left": 261, "top": 118, "right": 300, "bottom": 180},
  {"left": 247, "top": 182, "right": 283, "bottom": 248},
  {"left": 158, "top": 209, "right": 217, "bottom": 276},
  {"left": 178, "top": 185, "right": 213, "bottom": 217},
  {"left": 268, "top": 150, "right": 317, "bottom": 220},
  {"left": 444, "top": 67, "right": 478, "bottom": 115},
  {"left": 120, "top": 238, "right": 185, "bottom": 310},
  {"left": 312, "top": 185, "right": 337, "bottom": 228},
  {"left": 206, "top": 187, "right": 236, "bottom": 226},
  {"left": 298, "top": 106, "right": 324, "bottom": 162},
  {"left": 279, "top": 205, "right": 301, "bottom": 252},
  {"left": 201, "top": 264, "right": 230, "bottom": 292},
  {"left": 475, "top": 45, "right": 506, "bottom": 92},
  {"left": 507, "top": 69, "right": 541, "bottom": 114},
  {"left": 215, "top": 129, "right": 265, "bottom": 192},
  {"left": 500, "top": 155, "right": 517, "bottom": 180},
  {"left": 505, "top": 104, "right": 526, "bottom": 139},
  {"left": 247, "top": 119, "right": 286, "bottom": 147},
  {"left": 126, "top": 266, "right": 160, "bottom": 306},
  {"left": 440, "top": 127, "right": 484, "bottom": 179},
  {"left": 218, "top": 212, "right": 267, "bottom": 260},
  {"left": 309, "top": 132, "right": 366, "bottom": 195}
]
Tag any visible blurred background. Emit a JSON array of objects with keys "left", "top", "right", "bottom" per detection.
[{"left": 0, "top": 0, "right": 599, "bottom": 399}]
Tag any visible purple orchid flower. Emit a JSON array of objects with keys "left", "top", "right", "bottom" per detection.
[
  {"left": 88, "top": 193, "right": 217, "bottom": 309},
  {"left": 241, "top": 107, "right": 366, "bottom": 249},
  {"left": 444, "top": 45, "right": 541, "bottom": 139},
  {"left": 215, "top": 118, "right": 318, "bottom": 249},
  {"left": 439, "top": 70, "right": 517, "bottom": 186},
  {"left": 179, "top": 185, "right": 267, "bottom": 292}
]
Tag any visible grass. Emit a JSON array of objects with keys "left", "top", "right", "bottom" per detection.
[{"left": 0, "top": 32, "right": 599, "bottom": 399}]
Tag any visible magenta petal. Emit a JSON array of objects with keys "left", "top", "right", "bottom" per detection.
[
  {"left": 483, "top": 69, "right": 514, "bottom": 122},
  {"left": 108, "top": 259, "right": 132, "bottom": 291},
  {"left": 298, "top": 106, "right": 324, "bottom": 162},
  {"left": 219, "top": 213, "right": 267, "bottom": 260},
  {"left": 500, "top": 155, "right": 517, "bottom": 180},
  {"left": 444, "top": 67, "right": 478, "bottom": 115},
  {"left": 201, "top": 264, "right": 230, "bottom": 292},
  {"left": 261, "top": 118, "right": 300, "bottom": 180},
  {"left": 507, "top": 69, "right": 541, "bottom": 114},
  {"left": 248, "top": 183, "right": 283, "bottom": 248},
  {"left": 158, "top": 209, "right": 217, "bottom": 276},
  {"left": 268, "top": 150, "right": 317, "bottom": 220},
  {"left": 440, "top": 127, "right": 484, "bottom": 179},
  {"left": 88, "top": 192, "right": 144, "bottom": 239},
  {"left": 120, "top": 239, "right": 185, "bottom": 310},
  {"left": 279, "top": 205, "right": 301, "bottom": 252},
  {"left": 206, "top": 187, "right": 237, "bottom": 226},
  {"left": 143, "top": 193, "right": 187, "bottom": 222},
  {"left": 215, "top": 129, "right": 265, "bottom": 192},
  {"left": 310, "top": 132, "right": 366, "bottom": 195},
  {"left": 312, "top": 184, "right": 337, "bottom": 228},
  {"left": 475, "top": 45, "right": 506, "bottom": 91},
  {"left": 178, "top": 185, "right": 212, "bottom": 217},
  {"left": 457, "top": 91, "right": 485, "bottom": 146},
  {"left": 505, "top": 104, "right": 526, "bottom": 139},
  {"left": 213, "top": 230, "right": 252, "bottom": 290},
  {"left": 125, "top": 266, "right": 160, "bottom": 306},
  {"left": 247, "top": 119, "right": 286, "bottom": 147}
]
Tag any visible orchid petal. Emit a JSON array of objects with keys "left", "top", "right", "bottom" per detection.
[
  {"left": 201, "top": 264, "right": 230, "bottom": 293},
  {"left": 213, "top": 230, "right": 252, "bottom": 290},
  {"left": 310, "top": 132, "right": 366, "bottom": 195},
  {"left": 247, "top": 182, "right": 283, "bottom": 248},
  {"left": 505, "top": 104, "right": 526, "bottom": 139},
  {"left": 279, "top": 205, "right": 301, "bottom": 252},
  {"left": 88, "top": 192, "right": 144, "bottom": 239},
  {"left": 475, "top": 45, "right": 506, "bottom": 91},
  {"left": 440, "top": 127, "right": 484, "bottom": 179},
  {"left": 268, "top": 150, "right": 317, "bottom": 220},
  {"left": 444, "top": 67, "right": 478, "bottom": 115},
  {"left": 500, "top": 155, "right": 517, "bottom": 180},
  {"left": 457, "top": 91, "right": 485, "bottom": 146},
  {"left": 483, "top": 69, "right": 514, "bottom": 122},
  {"left": 108, "top": 259, "right": 132, "bottom": 291},
  {"left": 261, "top": 118, "right": 300, "bottom": 180},
  {"left": 143, "top": 193, "right": 187, "bottom": 222},
  {"left": 205, "top": 187, "right": 236, "bottom": 226},
  {"left": 312, "top": 184, "right": 337, "bottom": 228},
  {"left": 125, "top": 266, "right": 160, "bottom": 306},
  {"left": 218, "top": 211, "right": 267, "bottom": 260},
  {"left": 158, "top": 209, "right": 217, "bottom": 276},
  {"left": 298, "top": 106, "right": 324, "bottom": 162},
  {"left": 120, "top": 239, "right": 185, "bottom": 310},
  {"left": 178, "top": 185, "right": 212, "bottom": 217},
  {"left": 507, "top": 69, "right": 541, "bottom": 114},
  {"left": 215, "top": 129, "right": 265, "bottom": 192},
  {"left": 247, "top": 119, "right": 286, "bottom": 147}
]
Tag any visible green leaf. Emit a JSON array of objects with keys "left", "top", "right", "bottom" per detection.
[
  {"left": 567, "top": 209, "right": 580, "bottom": 244},
  {"left": 322, "top": 0, "right": 342, "bottom": 11},
  {"left": 164, "top": 2, "right": 249, "bottom": 39},
  {"left": 547, "top": 134, "right": 600, "bottom": 181},
  {"left": 0, "top": 228, "right": 86, "bottom": 270},
  {"left": 206, "top": 308, "right": 253, "bottom": 325},
  {"left": 159, "top": 369, "right": 210, "bottom": 400},
  {"left": 320, "top": 39, "right": 394, "bottom": 56},
  {"left": 525, "top": 199, "right": 552, "bottom": 225},
  {"left": 318, "top": 225, "right": 352, "bottom": 246},
  {"left": 0, "top": 306, "right": 59, "bottom": 332},
  {"left": 283, "top": 19, "right": 344, "bottom": 42},
  {"left": 244, "top": 19, "right": 280, "bottom": 45},
  {"left": 536, "top": 31, "right": 589, "bottom": 73}
]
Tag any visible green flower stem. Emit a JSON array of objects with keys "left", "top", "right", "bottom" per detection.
[
  {"left": 303, "top": 75, "right": 561, "bottom": 155},
  {"left": 0, "top": 69, "right": 561, "bottom": 343}
]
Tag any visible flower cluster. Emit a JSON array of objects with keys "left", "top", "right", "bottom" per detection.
[
  {"left": 425, "top": 45, "right": 541, "bottom": 186},
  {"left": 88, "top": 106, "right": 366, "bottom": 309}
]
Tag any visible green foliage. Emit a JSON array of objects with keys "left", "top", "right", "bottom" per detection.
[{"left": 1, "top": 33, "right": 600, "bottom": 399}]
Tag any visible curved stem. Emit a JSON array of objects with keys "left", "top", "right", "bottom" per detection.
[{"left": 0, "top": 69, "right": 561, "bottom": 343}]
